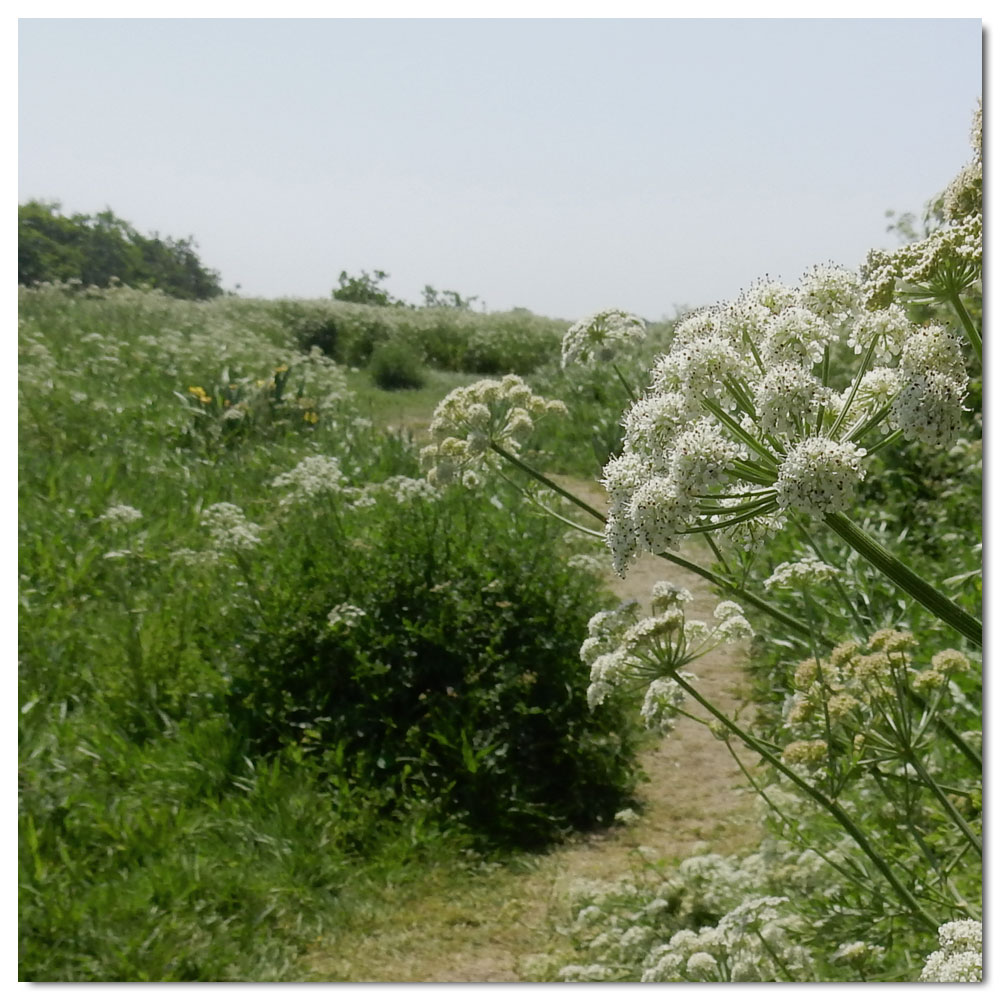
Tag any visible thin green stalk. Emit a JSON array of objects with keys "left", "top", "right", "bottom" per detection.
[
  {"left": 705, "top": 534, "right": 733, "bottom": 579},
  {"left": 904, "top": 750, "right": 982, "bottom": 858},
  {"left": 488, "top": 442, "right": 605, "bottom": 521},
  {"left": 863, "top": 428, "right": 904, "bottom": 458},
  {"left": 682, "top": 501, "right": 780, "bottom": 535},
  {"left": 790, "top": 514, "right": 870, "bottom": 635},
  {"left": 847, "top": 402, "right": 893, "bottom": 444},
  {"left": 702, "top": 399, "right": 781, "bottom": 469},
  {"left": 830, "top": 336, "right": 879, "bottom": 438},
  {"left": 948, "top": 292, "right": 982, "bottom": 366},
  {"left": 823, "top": 512, "right": 982, "bottom": 647},
  {"left": 495, "top": 468, "right": 606, "bottom": 539},
  {"left": 726, "top": 742, "right": 872, "bottom": 892},
  {"left": 488, "top": 440, "right": 821, "bottom": 642},
  {"left": 612, "top": 363, "right": 639, "bottom": 403},
  {"left": 668, "top": 670, "right": 938, "bottom": 932},
  {"left": 905, "top": 687, "right": 981, "bottom": 770}
]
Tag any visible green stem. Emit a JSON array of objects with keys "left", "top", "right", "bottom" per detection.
[
  {"left": 669, "top": 670, "right": 938, "bottom": 932},
  {"left": 488, "top": 441, "right": 820, "bottom": 642},
  {"left": 790, "top": 515, "right": 870, "bottom": 635},
  {"left": 823, "top": 512, "right": 982, "bottom": 647},
  {"left": 905, "top": 687, "right": 982, "bottom": 770},
  {"left": 488, "top": 442, "right": 605, "bottom": 522},
  {"left": 904, "top": 750, "right": 982, "bottom": 857},
  {"left": 948, "top": 292, "right": 982, "bottom": 366},
  {"left": 863, "top": 428, "right": 904, "bottom": 458},
  {"left": 702, "top": 399, "right": 781, "bottom": 470},
  {"left": 830, "top": 336, "right": 879, "bottom": 438},
  {"left": 654, "top": 549, "right": 823, "bottom": 644},
  {"left": 612, "top": 363, "right": 639, "bottom": 403}
]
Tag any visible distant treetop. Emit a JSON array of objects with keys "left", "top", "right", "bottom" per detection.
[{"left": 18, "top": 200, "right": 224, "bottom": 300}]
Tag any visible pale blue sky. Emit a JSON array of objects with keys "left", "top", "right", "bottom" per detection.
[{"left": 18, "top": 18, "right": 982, "bottom": 319}]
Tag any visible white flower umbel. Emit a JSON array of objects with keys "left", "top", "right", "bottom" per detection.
[
  {"left": 919, "top": 920, "right": 982, "bottom": 983},
  {"left": 774, "top": 438, "right": 867, "bottom": 518},
  {"left": 99, "top": 503, "right": 143, "bottom": 528},
  {"left": 421, "top": 374, "right": 567, "bottom": 485},
  {"left": 582, "top": 583, "right": 751, "bottom": 725},
  {"left": 595, "top": 244, "right": 972, "bottom": 573},
  {"left": 201, "top": 502, "right": 263, "bottom": 553},
  {"left": 764, "top": 555, "right": 840, "bottom": 591},
  {"left": 561, "top": 308, "right": 646, "bottom": 367},
  {"left": 271, "top": 455, "right": 347, "bottom": 505},
  {"left": 890, "top": 372, "right": 967, "bottom": 448}
]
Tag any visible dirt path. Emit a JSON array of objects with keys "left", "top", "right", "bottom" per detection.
[{"left": 306, "top": 478, "right": 760, "bottom": 982}]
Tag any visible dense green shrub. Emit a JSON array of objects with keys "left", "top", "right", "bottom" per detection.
[
  {"left": 226, "top": 483, "right": 640, "bottom": 849},
  {"left": 368, "top": 338, "right": 427, "bottom": 390}
]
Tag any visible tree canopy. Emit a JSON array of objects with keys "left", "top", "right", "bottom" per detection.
[{"left": 18, "top": 200, "right": 224, "bottom": 300}]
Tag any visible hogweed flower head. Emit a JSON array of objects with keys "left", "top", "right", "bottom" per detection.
[
  {"left": 582, "top": 583, "right": 750, "bottom": 722},
  {"left": 421, "top": 374, "right": 566, "bottom": 485},
  {"left": 561, "top": 308, "right": 646, "bottom": 367},
  {"left": 595, "top": 251, "right": 973, "bottom": 573}
]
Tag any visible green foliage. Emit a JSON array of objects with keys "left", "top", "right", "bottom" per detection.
[
  {"left": 269, "top": 297, "right": 567, "bottom": 374},
  {"left": 332, "top": 268, "right": 401, "bottom": 306},
  {"left": 422, "top": 284, "right": 479, "bottom": 310},
  {"left": 18, "top": 200, "right": 223, "bottom": 299},
  {"left": 368, "top": 338, "right": 427, "bottom": 390},
  {"left": 227, "top": 482, "right": 639, "bottom": 849},
  {"left": 18, "top": 283, "right": 641, "bottom": 979}
]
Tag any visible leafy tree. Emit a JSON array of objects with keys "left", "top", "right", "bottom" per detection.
[
  {"left": 332, "top": 268, "right": 401, "bottom": 306},
  {"left": 17, "top": 200, "right": 223, "bottom": 299}
]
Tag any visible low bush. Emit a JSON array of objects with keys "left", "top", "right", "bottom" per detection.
[
  {"left": 368, "top": 338, "right": 427, "bottom": 390},
  {"left": 225, "top": 480, "right": 641, "bottom": 849}
]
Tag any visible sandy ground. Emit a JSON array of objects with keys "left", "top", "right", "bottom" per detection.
[{"left": 306, "top": 478, "right": 761, "bottom": 982}]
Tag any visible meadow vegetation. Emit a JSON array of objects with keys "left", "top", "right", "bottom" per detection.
[{"left": 19, "top": 103, "right": 981, "bottom": 982}]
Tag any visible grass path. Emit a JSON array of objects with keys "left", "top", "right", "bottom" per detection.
[{"left": 305, "top": 474, "right": 761, "bottom": 982}]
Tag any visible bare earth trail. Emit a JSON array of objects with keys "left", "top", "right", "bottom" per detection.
[{"left": 306, "top": 477, "right": 761, "bottom": 983}]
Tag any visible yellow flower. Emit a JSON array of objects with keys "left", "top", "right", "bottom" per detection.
[
  {"left": 187, "top": 386, "right": 212, "bottom": 404},
  {"left": 303, "top": 411, "right": 319, "bottom": 424}
]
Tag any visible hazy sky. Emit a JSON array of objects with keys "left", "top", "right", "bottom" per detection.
[{"left": 18, "top": 17, "right": 982, "bottom": 319}]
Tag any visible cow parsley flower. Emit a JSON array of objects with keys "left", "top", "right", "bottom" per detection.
[
  {"left": 764, "top": 555, "right": 840, "bottom": 590},
  {"left": 561, "top": 308, "right": 646, "bottom": 367},
  {"left": 798, "top": 262, "right": 861, "bottom": 322},
  {"left": 422, "top": 374, "right": 566, "bottom": 484}
]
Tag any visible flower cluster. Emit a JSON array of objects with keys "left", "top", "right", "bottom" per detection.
[
  {"left": 781, "top": 630, "right": 978, "bottom": 777},
  {"left": 419, "top": 374, "right": 567, "bottom": 486},
  {"left": 763, "top": 555, "right": 839, "bottom": 590},
  {"left": 581, "top": 583, "right": 752, "bottom": 724},
  {"left": 271, "top": 455, "right": 347, "bottom": 506},
  {"left": 561, "top": 308, "right": 646, "bottom": 368},
  {"left": 200, "top": 501, "right": 263, "bottom": 553},
  {"left": 556, "top": 843, "right": 831, "bottom": 983},
  {"left": 600, "top": 257, "right": 970, "bottom": 575},
  {"left": 862, "top": 105, "right": 982, "bottom": 309},
  {"left": 919, "top": 920, "right": 982, "bottom": 982},
  {"left": 99, "top": 503, "right": 143, "bottom": 528}
]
